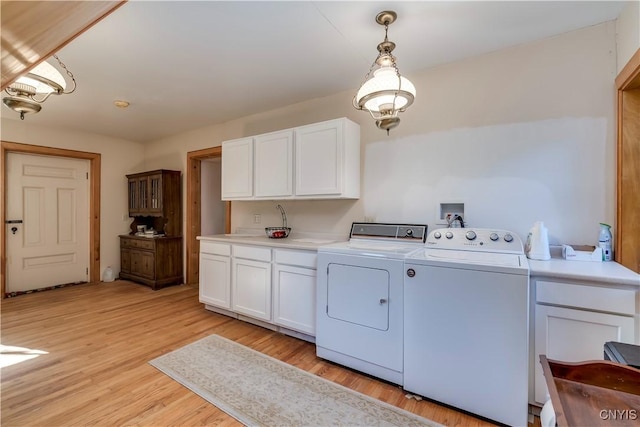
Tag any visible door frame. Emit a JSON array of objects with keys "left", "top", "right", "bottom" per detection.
[
  {"left": 615, "top": 48, "right": 640, "bottom": 272},
  {"left": 186, "top": 146, "right": 231, "bottom": 285},
  {"left": 1, "top": 141, "right": 101, "bottom": 297}
]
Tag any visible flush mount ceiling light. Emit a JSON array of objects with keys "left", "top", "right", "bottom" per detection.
[
  {"left": 353, "top": 11, "right": 416, "bottom": 135},
  {"left": 2, "top": 55, "right": 77, "bottom": 120}
]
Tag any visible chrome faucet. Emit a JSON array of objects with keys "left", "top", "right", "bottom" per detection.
[{"left": 446, "top": 214, "right": 465, "bottom": 228}]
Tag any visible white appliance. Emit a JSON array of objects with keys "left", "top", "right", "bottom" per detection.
[
  {"left": 404, "top": 228, "right": 530, "bottom": 427},
  {"left": 316, "top": 222, "right": 428, "bottom": 385}
]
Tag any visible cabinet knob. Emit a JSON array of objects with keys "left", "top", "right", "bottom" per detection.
[{"left": 379, "top": 298, "right": 387, "bottom": 305}]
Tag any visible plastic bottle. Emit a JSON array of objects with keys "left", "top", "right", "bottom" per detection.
[
  {"left": 598, "top": 223, "right": 613, "bottom": 261},
  {"left": 103, "top": 266, "right": 115, "bottom": 282}
]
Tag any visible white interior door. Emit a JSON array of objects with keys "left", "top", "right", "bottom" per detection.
[{"left": 6, "top": 153, "right": 90, "bottom": 293}]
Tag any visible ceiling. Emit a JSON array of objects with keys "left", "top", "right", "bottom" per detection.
[{"left": 0, "top": 1, "right": 627, "bottom": 143}]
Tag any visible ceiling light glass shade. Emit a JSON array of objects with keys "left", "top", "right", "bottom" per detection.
[
  {"left": 355, "top": 67, "right": 416, "bottom": 113},
  {"left": 3, "top": 55, "right": 76, "bottom": 120},
  {"left": 353, "top": 10, "right": 415, "bottom": 134},
  {"left": 16, "top": 61, "right": 67, "bottom": 94}
]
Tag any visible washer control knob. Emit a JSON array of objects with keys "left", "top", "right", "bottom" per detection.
[
  {"left": 490, "top": 232, "right": 499, "bottom": 241},
  {"left": 504, "top": 233, "right": 514, "bottom": 242},
  {"left": 434, "top": 231, "right": 442, "bottom": 239},
  {"left": 406, "top": 229, "right": 413, "bottom": 237},
  {"left": 406, "top": 268, "right": 416, "bottom": 278},
  {"left": 465, "top": 230, "right": 477, "bottom": 241},
  {"left": 445, "top": 231, "right": 454, "bottom": 239}
]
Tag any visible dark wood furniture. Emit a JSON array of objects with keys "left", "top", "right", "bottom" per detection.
[
  {"left": 120, "top": 169, "right": 182, "bottom": 289},
  {"left": 126, "top": 170, "right": 181, "bottom": 236},
  {"left": 540, "top": 355, "right": 640, "bottom": 427},
  {"left": 119, "top": 235, "right": 182, "bottom": 290}
]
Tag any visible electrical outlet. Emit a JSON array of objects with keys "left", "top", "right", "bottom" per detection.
[{"left": 253, "top": 214, "right": 261, "bottom": 224}]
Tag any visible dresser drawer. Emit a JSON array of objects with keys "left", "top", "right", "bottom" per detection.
[{"left": 121, "top": 237, "right": 155, "bottom": 250}]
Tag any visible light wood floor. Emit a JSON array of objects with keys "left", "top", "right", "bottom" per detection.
[{"left": 1, "top": 281, "right": 538, "bottom": 426}]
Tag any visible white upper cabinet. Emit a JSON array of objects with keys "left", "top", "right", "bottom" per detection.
[
  {"left": 221, "top": 137, "right": 253, "bottom": 199},
  {"left": 221, "top": 117, "right": 360, "bottom": 201},
  {"left": 294, "top": 118, "right": 360, "bottom": 199},
  {"left": 254, "top": 130, "right": 294, "bottom": 198}
]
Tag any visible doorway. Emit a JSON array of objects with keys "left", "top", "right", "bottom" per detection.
[
  {"left": 186, "top": 147, "right": 230, "bottom": 286},
  {"left": 1, "top": 141, "right": 101, "bottom": 297}
]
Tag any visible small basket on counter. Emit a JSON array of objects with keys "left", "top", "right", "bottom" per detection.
[
  {"left": 265, "top": 204, "right": 290, "bottom": 239},
  {"left": 265, "top": 227, "right": 291, "bottom": 239}
]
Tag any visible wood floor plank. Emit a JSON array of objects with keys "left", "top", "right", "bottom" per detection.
[{"left": 1, "top": 281, "right": 538, "bottom": 426}]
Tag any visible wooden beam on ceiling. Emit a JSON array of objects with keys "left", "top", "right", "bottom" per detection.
[{"left": 1, "top": 0, "right": 126, "bottom": 90}]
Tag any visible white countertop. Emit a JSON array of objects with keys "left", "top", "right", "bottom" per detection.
[
  {"left": 197, "top": 233, "right": 346, "bottom": 251},
  {"left": 198, "top": 232, "right": 640, "bottom": 286},
  {"left": 529, "top": 256, "right": 640, "bottom": 287}
]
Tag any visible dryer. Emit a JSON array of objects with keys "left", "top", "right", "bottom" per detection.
[{"left": 316, "top": 222, "right": 427, "bottom": 385}]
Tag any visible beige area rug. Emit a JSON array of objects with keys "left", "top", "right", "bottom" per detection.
[{"left": 149, "top": 334, "right": 442, "bottom": 427}]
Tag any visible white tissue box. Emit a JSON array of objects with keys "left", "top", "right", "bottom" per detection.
[{"left": 562, "top": 245, "right": 602, "bottom": 262}]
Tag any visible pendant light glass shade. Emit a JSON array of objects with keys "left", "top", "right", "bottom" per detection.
[
  {"left": 353, "top": 11, "right": 415, "bottom": 134},
  {"left": 355, "top": 66, "right": 416, "bottom": 112},
  {"left": 2, "top": 55, "right": 76, "bottom": 120},
  {"left": 17, "top": 61, "right": 67, "bottom": 94}
]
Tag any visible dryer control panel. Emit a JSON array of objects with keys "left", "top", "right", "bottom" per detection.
[
  {"left": 350, "top": 222, "right": 428, "bottom": 243},
  {"left": 426, "top": 228, "right": 524, "bottom": 253}
]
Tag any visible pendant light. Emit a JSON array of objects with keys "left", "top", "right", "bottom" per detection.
[
  {"left": 3, "top": 55, "right": 77, "bottom": 120},
  {"left": 353, "top": 11, "right": 416, "bottom": 135}
]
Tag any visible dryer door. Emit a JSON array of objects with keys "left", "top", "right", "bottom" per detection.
[{"left": 326, "top": 263, "right": 389, "bottom": 331}]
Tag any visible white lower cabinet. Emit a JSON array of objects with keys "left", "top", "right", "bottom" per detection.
[
  {"left": 274, "top": 264, "right": 316, "bottom": 335},
  {"left": 232, "top": 257, "right": 272, "bottom": 321},
  {"left": 198, "top": 241, "right": 319, "bottom": 339},
  {"left": 532, "top": 278, "right": 637, "bottom": 404},
  {"left": 231, "top": 245, "right": 272, "bottom": 321},
  {"left": 273, "top": 248, "right": 317, "bottom": 335},
  {"left": 199, "top": 242, "right": 232, "bottom": 309}
]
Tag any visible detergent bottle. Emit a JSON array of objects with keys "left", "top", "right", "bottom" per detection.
[{"left": 598, "top": 223, "right": 613, "bottom": 261}]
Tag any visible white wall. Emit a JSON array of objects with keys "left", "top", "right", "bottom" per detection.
[
  {"left": 616, "top": 0, "right": 640, "bottom": 72},
  {"left": 147, "top": 22, "right": 618, "bottom": 248},
  {"left": 201, "top": 159, "right": 225, "bottom": 235},
  {"left": 1, "top": 118, "right": 145, "bottom": 279},
  {"left": 2, "top": 20, "right": 623, "bottom": 285}
]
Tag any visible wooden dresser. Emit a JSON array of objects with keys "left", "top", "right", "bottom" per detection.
[{"left": 119, "top": 169, "right": 182, "bottom": 289}]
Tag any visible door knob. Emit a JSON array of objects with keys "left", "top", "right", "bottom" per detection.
[{"left": 11, "top": 226, "right": 18, "bottom": 234}]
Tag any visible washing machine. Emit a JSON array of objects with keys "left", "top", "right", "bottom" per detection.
[
  {"left": 404, "top": 228, "right": 530, "bottom": 426},
  {"left": 316, "top": 222, "right": 427, "bottom": 385}
]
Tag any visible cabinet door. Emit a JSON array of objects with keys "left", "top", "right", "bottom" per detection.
[
  {"left": 121, "top": 248, "right": 131, "bottom": 274},
  {"left": 254, "top": 130, "right": 293, "bottom": 198},
  {"left": 147, "top": 173, "right": 163, "bottom": 214},
  {"left": 222, "top": 137, "right": 254, "bottom": 200},
  {"left": 273, "top": 264, "right": 316, "bottom": 335},
  {"left": 127, "top": 178, "right": 140, "bottom": 215},
  {"left": 138, "top": 177, "right": 149, "bottom": 212},
  {"left": 232, "top": 258, "right": 271, "bottom": 321},
  {"left": 533, "top": 304, "right": 635, "bottom": 403},
  {"left": 199, "top": 253, "right": 231, "bottom": 309},
  {"left": 295, "top": 120, "right": 342, "bottom": 196}
]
